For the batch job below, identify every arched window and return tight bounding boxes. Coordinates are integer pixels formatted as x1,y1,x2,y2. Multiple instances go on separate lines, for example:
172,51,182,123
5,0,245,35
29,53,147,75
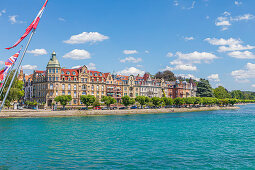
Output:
61,71,64,74
67,71,70,75
90,72,93,76
82,85,86,90
99,73,102,76
95,73,98,76
72,71,76,75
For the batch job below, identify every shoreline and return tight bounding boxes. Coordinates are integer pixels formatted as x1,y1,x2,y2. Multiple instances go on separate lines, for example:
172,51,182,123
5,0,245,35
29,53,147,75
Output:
0,106,240,118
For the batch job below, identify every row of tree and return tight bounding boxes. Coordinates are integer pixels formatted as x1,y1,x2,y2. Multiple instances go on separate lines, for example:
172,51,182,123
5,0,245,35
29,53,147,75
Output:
53,94,255,109
197,79,255,100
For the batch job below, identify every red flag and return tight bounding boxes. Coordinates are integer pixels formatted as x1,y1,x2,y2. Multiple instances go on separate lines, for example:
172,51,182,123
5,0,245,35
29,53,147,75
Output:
6,0,48,50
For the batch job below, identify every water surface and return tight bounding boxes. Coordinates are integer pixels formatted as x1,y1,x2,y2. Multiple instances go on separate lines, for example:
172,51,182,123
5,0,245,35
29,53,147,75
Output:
0,105,255,169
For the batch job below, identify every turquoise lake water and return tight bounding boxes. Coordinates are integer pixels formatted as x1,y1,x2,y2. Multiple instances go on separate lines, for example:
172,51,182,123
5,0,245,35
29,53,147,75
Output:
1,105,255,169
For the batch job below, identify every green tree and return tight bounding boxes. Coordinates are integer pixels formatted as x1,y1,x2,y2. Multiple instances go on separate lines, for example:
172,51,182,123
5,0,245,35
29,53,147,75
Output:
121,96,133,107
80,95,96,109
184,97,196,106
194,97,202,106
231,90,244,99
1,70,24,103
151,97,162,107
174,97,185,106
101,96,116,108
161,97,173,106
93,98,101,107
213,86,231,99
197,79,214,97
54,95,72,109
154,70,176,81
135,96,147,108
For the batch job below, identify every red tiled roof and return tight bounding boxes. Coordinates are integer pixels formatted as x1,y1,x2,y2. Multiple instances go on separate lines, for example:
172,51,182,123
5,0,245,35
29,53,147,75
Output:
61,69,79,76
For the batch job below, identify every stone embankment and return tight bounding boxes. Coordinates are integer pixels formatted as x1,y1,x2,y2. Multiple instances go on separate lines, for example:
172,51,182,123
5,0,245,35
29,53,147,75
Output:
0,106,240,118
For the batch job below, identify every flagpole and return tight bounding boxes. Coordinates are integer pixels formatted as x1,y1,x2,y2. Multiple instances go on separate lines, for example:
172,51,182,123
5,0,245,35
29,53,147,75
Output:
0,29,35,112
0,65,15,96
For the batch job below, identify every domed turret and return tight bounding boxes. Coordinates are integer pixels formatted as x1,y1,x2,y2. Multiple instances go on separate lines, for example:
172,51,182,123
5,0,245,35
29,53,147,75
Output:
47,51,60,68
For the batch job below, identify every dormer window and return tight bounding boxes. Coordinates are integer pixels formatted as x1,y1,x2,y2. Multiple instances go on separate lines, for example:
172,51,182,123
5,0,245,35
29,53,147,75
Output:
95,73,98,76
67,71,70,75
99,73,102,76
72,71,76,75
90,72,93,76
61,71,64,74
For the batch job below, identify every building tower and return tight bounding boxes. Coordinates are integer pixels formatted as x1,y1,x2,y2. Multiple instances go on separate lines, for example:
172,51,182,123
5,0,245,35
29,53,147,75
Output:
46,51,61,106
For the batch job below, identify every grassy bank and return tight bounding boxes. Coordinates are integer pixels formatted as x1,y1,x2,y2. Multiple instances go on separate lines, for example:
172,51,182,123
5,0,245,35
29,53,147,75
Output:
0,106,240,118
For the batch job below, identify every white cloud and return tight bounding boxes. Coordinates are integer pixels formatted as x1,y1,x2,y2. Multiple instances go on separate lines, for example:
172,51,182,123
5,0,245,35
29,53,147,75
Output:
176,74,199,81
175,51,218,63
215,12,254,30
22,65,37,70
235,1,242,6
87,63,96,70
27,49,47,56
218,44,255,52
206,16,210,20
123,50,138,55
120,57,142,63
231,14,254,21
145,50,150,54
64,32,109,44
117,67,145,76
166,52,173,57
205,38,255,52
228,51,255,59
72,65,82,69
58,17,65,22
173,0,179,6
0,9,6,16
207,74,220,82
231,63,255,81
205,38,241,46
63,49,91,60
162,64,197,71
9,15,17,24
184,36,194,41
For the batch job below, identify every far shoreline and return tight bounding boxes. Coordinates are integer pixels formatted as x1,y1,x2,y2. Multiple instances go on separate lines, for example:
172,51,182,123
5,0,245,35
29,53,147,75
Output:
0,106,240,118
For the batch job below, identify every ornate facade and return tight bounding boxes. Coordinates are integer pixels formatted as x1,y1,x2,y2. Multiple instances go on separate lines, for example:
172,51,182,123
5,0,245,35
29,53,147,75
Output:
22,52,197,107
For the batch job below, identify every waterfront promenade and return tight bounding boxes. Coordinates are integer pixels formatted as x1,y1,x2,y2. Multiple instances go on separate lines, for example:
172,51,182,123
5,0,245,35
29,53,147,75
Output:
0,106,239,118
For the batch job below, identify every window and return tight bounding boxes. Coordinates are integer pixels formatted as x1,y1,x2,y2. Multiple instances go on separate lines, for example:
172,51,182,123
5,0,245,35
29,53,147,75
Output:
85,78,87,83
56,77,59,81
90,72,93,76
49,69,51,73
72,71,76,75
53,77,55,81
91,91,94,95
102,85,104,91
97,85,99,90
49,77,51,81
61,71,64,74
52,69,55,73
50,92,53,96
62,77,65,81
82,85,86,90
81,78,84,82
62,84,65,90
82,92,86,95
73,99,77,104
91,85,94,91
67,71,70,75
68,77,71,81
124,93,127,96
56,69,58,73
99,73,102,76
74,77,77,81
68,84,71,90
50,84,53,89
95,73,98,76
74,91,77,98
62,91,65,95
97,91,99,95
56,91,58,96
74,85,77,90
68,91,71,95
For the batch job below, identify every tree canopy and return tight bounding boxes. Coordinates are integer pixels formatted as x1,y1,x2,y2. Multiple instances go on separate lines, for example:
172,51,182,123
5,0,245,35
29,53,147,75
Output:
80,95,96,108
197,79,214,97
154,70,176,81
214,86,231,99
101,96,116,108
54,95,72,109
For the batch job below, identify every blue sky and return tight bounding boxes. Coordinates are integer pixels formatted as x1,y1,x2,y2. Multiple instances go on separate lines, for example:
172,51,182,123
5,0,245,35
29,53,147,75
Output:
0,0,255,91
